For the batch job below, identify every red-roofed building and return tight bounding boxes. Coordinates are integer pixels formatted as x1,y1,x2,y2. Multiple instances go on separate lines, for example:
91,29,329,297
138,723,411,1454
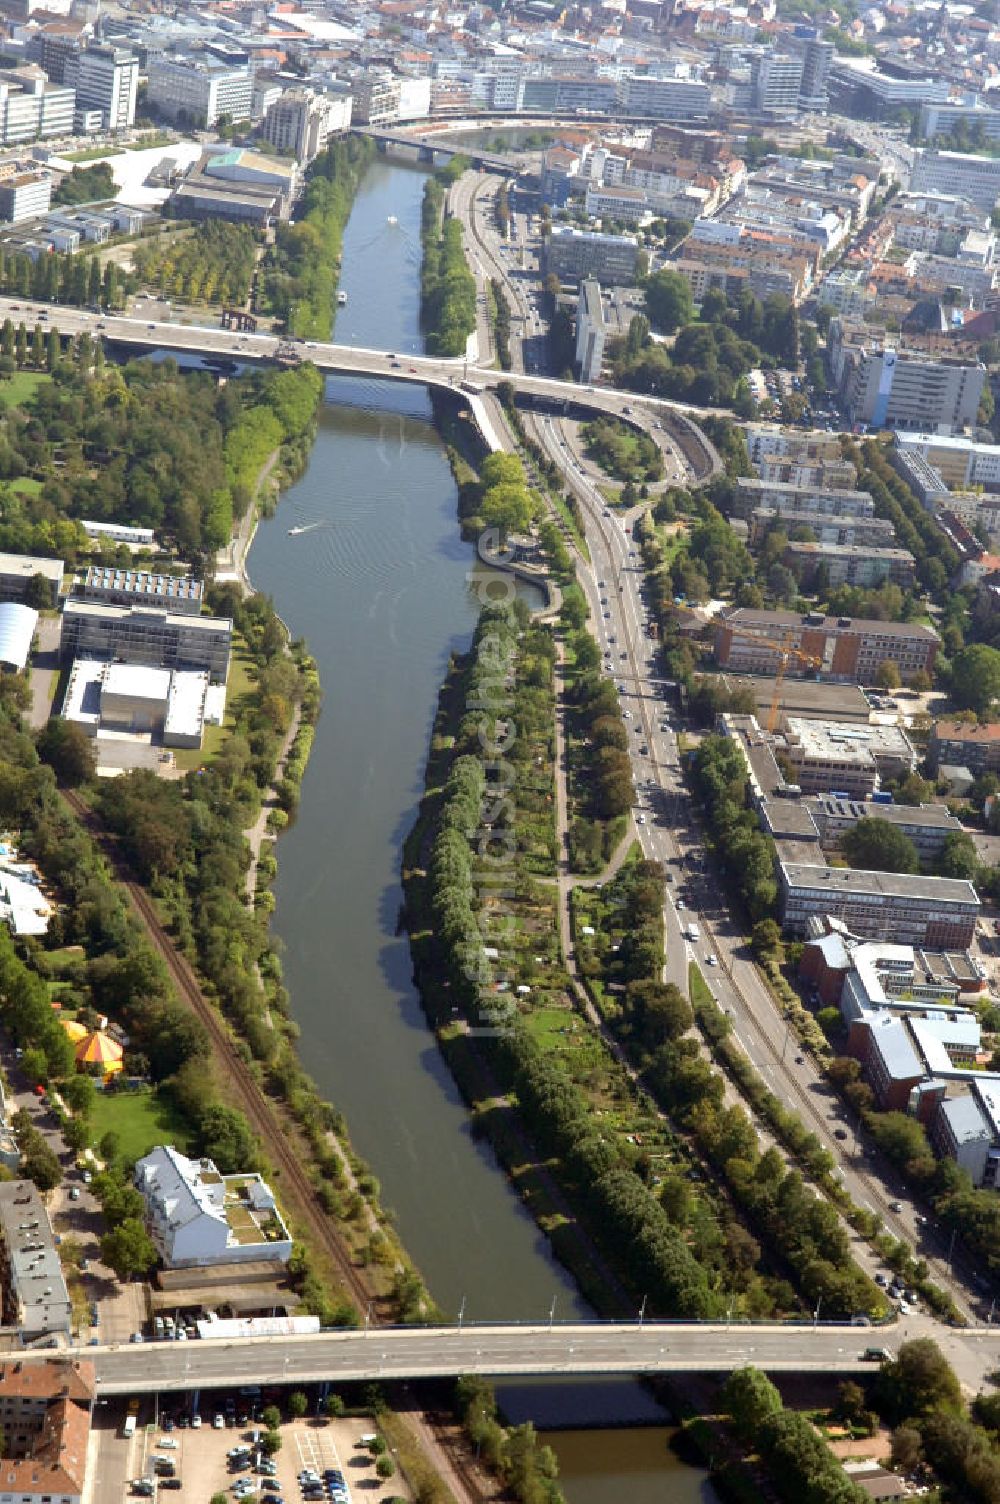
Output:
0,1361,93,1504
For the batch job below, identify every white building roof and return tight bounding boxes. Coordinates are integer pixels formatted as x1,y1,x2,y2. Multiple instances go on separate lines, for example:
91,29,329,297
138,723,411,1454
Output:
163,670,207,742
101,662,172,703
136,1146,226,1243
0,603,37,671
910,1013,982,1073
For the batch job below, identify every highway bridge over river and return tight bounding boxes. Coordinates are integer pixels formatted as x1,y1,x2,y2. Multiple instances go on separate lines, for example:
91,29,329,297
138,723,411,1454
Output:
0,298,721,481
14,1323,960,1395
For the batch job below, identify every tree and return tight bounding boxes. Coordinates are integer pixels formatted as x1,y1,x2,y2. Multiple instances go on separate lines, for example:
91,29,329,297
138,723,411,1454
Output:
21,1137,61,1191
287,1391,308,1419
99,1130,120,1164
644,269,693,333
879,1339,963,1421
100,1218,157,1279
890,1426,923,1473
951,643,1000,714
261,1430,282,1456
36,720,95,788
324,1394,345,1418
25,572,53,610
63,1076,95,1117
876,660,901,690
261,1406,281,1431
937,830,980,882
376,1457,396,1480
841,817,919,875
721,1366,783,1440
751,918,783,959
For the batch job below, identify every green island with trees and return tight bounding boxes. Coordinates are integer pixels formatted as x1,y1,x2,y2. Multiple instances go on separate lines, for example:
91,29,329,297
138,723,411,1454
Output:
420,163,477,357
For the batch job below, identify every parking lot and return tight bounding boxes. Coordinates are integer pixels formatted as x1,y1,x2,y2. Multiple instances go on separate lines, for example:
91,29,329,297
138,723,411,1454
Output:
89,1400,412,1504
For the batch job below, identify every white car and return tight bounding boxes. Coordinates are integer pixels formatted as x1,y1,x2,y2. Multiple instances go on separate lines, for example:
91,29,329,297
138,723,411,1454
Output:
707,955,718,967
158,1439,178,1449
190,1415,202,1430
213,1414,225,1430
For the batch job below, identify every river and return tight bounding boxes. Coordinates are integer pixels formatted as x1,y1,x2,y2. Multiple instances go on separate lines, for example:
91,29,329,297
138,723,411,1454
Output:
246,154,718,1503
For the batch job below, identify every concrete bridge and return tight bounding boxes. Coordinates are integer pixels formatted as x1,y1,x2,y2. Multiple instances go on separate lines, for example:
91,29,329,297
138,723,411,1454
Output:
356,126,518,174
19,1323,920,1395
0,296,720,482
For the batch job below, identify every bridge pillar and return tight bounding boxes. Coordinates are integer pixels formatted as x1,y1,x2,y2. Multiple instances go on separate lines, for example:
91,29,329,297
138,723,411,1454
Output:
190,1389,200,1417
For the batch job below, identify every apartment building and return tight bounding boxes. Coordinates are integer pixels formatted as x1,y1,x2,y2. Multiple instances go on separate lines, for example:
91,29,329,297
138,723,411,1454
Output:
829,321,986,433
0,1182,71,1341
584,182,648,225
752,53,804,116
778,863,979,947
893,432,1000,491
920,96,1000,143
713,607,939,684
147,57,252,127
66,45,137,131
730,476,875,520
545,226,639,287
748,509,896,549
351,71,401,125
0,1360,92,1504
262,88,350,164
60,601,231,683
782,540,916,590
928,719,1000,774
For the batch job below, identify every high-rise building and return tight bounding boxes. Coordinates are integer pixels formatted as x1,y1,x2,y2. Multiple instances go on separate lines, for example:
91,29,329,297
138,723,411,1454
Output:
545,225,639,286
829,320,986,433
798,36,834,109
262,88,350,164
66,45,137,131
910,148,1000,210
0,169,51,221
752,53,804,116
575,280,606,383
351,71,400,125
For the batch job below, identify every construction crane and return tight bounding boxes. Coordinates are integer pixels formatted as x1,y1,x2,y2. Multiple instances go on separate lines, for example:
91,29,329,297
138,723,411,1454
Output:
749,632,825,733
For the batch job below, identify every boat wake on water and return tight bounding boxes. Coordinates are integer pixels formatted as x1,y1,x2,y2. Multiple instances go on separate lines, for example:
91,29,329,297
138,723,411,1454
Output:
287,521,328,537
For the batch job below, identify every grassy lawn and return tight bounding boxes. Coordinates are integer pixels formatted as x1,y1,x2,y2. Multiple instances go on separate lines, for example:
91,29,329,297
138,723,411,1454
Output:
64,147,124,163
89,1087,191,1161
11,476,42,497
0,372,50,411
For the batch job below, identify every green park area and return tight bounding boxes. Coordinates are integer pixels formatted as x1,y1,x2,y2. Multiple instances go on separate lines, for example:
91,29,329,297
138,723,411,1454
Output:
0,372,50,411
89,1087,191,1163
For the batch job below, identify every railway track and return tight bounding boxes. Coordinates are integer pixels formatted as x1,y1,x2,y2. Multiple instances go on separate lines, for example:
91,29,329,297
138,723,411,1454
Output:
60,789,373,1316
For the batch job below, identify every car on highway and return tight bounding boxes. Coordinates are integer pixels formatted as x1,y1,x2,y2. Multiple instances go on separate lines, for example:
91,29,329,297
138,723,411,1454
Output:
890,1201,903,1213
706,955,718,967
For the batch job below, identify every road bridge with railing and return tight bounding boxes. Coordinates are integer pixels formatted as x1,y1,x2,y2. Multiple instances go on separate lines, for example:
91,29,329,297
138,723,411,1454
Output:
0,296,721,482
17,1322,931,1395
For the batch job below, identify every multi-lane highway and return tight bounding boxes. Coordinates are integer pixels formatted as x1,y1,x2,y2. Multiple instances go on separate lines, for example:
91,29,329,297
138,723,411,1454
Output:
445,171,991,1330
16,1323,950,1394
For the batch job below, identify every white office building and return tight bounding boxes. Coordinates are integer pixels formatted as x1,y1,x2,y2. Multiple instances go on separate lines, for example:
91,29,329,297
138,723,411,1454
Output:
911,149,1000,211
619,75,711,121
147,57,252,128
753,53,804,116
66,46,137,132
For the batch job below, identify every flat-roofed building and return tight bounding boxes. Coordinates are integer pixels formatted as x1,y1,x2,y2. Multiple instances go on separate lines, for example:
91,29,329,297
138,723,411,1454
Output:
730,475,875,519
575,279,606,383
714,607,939,684
0,171,51,223
0,1181,70,1341
80,519,153,547
60,601,231,684
545,226,639,287
748,508,896,549
778,862,980,947
779,717,916,796
783,540,915,589
79,566,202,616
0,551,62,605
811,796,962,861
